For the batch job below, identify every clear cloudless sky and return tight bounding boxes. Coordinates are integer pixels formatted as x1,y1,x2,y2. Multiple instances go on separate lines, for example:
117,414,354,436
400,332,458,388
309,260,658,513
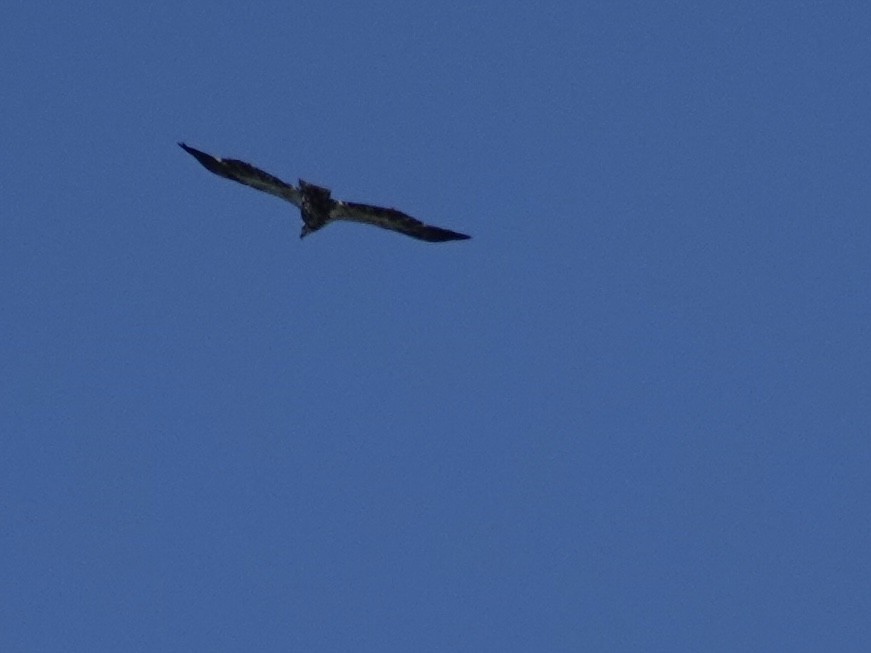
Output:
2,1,869,651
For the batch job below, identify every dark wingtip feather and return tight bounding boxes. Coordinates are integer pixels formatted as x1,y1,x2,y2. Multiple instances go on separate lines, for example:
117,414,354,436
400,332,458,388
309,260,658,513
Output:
178,142,227,176
423,228,471,242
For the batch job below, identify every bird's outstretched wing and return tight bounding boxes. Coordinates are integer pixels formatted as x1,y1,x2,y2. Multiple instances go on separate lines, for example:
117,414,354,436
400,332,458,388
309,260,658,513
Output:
178,143,301,207
330,201,471,242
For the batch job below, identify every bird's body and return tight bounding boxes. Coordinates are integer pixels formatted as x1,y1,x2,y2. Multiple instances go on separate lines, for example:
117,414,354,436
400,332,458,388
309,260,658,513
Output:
179,143,471,243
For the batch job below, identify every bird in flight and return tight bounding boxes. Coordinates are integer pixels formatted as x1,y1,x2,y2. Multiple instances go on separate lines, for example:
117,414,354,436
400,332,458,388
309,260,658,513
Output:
179,143,471,243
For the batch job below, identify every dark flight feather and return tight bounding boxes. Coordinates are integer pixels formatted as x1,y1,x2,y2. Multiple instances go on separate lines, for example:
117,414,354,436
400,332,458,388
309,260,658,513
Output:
330,201,470,242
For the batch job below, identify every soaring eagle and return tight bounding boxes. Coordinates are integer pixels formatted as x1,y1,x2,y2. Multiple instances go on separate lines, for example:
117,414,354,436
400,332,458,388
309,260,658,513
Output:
179,143,471,243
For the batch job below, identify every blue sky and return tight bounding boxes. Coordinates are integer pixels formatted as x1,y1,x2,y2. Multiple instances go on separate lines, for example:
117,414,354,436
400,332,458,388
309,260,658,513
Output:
2,1,869,650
